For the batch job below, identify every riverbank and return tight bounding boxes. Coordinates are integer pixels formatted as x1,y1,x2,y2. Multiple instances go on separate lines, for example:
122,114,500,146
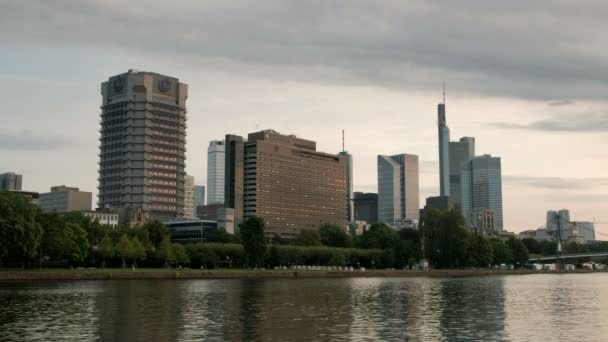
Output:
0,268,600,281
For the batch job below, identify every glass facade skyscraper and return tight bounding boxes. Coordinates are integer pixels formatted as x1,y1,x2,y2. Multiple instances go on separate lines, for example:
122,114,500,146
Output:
377,154,419,228
460,155,503,231
438,103,450,197
449,137,475,209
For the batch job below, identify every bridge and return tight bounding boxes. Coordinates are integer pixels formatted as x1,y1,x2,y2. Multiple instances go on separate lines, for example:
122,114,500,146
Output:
530,252,608,262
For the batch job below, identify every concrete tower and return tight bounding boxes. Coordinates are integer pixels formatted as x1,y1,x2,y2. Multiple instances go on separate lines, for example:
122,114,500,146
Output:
98,69,188,224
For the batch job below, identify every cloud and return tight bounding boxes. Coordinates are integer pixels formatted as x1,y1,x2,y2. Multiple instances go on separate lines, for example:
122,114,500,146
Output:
2,0,608,100
490,112,608,132
0,130,82,151
504,175,608,190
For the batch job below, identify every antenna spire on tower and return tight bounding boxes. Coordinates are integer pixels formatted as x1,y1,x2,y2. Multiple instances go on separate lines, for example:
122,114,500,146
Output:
342,129,345,152
442,82,446,104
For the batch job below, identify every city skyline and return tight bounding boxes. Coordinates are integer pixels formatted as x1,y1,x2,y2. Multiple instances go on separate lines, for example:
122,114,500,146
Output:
1,1,607,235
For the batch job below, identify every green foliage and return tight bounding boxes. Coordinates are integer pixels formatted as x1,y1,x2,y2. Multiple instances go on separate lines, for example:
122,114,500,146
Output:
63,223,89,264
540,240,558,255
0,192,43,266
240,216,267,267
156,236,175,267
142,220,170,249
422,209,470,268
264,245,383,268
506,237,529,266
490,239,512,265
130,237,146,263
359,223,399,250
205,229,240,243
98,234,114,266
115,234,133,267
296,229,322,246
185,243,243,269
467,233,493,267
172,243,189,266
521,238,542,254
319,223,350,248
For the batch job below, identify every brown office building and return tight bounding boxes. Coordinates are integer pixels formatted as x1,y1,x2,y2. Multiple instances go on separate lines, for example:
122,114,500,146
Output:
225,130,348,238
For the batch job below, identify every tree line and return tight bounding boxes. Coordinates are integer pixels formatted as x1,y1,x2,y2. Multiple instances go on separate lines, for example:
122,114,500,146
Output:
4,190,604,270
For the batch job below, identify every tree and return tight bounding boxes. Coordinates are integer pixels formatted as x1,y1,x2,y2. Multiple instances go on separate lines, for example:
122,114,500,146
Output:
296,229,322,246
143,220,170,249
98,234,114,267
0,192,43,267
421,209,470,268
63,222,89,265
240,216,267,267
521,238,541,255
359,224,399,250
506,237,529,266
172,243,189,266
490,239,512,265
115,234,133,268
156,236,175,267
129,236,146,266
467,233,493,267
540,240,558,256
319,223,350,248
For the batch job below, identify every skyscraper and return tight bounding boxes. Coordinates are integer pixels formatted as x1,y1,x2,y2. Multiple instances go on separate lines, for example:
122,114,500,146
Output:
98,69,187,223
224,130,347,238
438,103,450,197
224,134,245,227
338,151,354,223
377,154,420,228
183,175,195,218
449,137,475,208
354,192,378,224
194,185,205,207
460,155,503,231
206,140,225,205
546,209,570,233
0,172,22,191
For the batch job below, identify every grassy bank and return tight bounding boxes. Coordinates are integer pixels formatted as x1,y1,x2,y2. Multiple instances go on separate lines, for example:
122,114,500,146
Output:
0,268,598,281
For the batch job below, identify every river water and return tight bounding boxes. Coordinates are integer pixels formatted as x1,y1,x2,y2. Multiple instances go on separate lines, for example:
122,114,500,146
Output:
0,273,606,341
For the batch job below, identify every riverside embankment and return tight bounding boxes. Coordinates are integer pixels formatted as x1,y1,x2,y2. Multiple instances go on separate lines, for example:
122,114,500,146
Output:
0,268,598,281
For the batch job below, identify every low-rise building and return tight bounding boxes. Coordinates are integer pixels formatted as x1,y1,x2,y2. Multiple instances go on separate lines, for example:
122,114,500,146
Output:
165,218,219,243
39,186,92,213
82,210,119,227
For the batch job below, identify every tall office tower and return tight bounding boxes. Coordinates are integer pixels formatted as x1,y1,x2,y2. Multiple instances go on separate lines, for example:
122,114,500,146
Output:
224,134,245,227
546,209,570,233
354,192,378,224
98,70,188,224
183,175,195,218
39,185,92,213
338,151,354,223
194,185,205,207
224,130,347,238
0,172,23,191
449,137,475,208
438,103,450,197
460,155,503,231
571,221,595,243
377,154,420,228
206,140,225,204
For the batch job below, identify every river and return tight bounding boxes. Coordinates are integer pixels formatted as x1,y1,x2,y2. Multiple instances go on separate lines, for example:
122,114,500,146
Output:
1,273,606,341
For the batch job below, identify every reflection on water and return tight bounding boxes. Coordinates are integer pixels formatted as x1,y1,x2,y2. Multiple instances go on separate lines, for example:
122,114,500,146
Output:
1,274,607,341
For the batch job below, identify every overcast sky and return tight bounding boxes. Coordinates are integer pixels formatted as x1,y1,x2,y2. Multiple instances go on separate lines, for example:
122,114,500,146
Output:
1,0,607,236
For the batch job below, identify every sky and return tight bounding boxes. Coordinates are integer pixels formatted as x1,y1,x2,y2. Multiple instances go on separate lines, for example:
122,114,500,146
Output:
1,0,607,236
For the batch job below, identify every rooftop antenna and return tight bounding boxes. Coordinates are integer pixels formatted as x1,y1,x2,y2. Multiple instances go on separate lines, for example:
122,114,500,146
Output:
442,82,446,105
342,129,345,152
